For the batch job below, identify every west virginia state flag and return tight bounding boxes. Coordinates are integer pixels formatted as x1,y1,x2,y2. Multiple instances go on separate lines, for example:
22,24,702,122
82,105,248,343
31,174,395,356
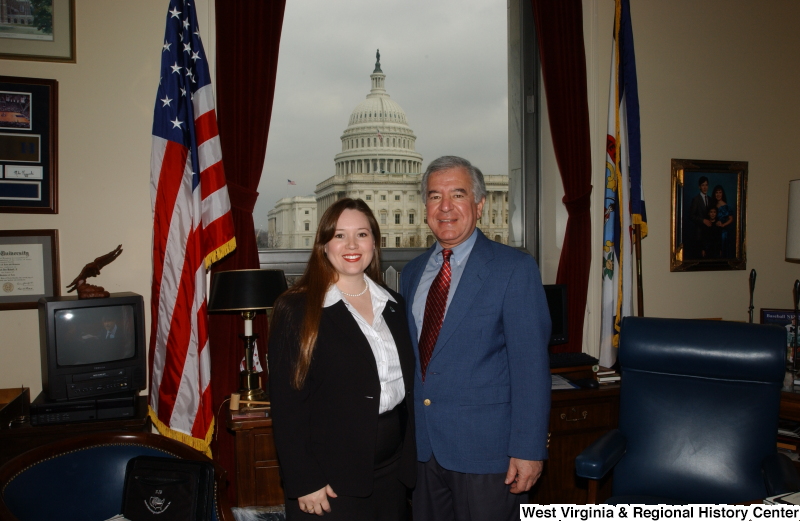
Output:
599,0,646,368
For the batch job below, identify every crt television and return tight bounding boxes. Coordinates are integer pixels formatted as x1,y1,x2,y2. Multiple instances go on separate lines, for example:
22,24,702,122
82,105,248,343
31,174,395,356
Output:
38,292,147,401
543,284,568,346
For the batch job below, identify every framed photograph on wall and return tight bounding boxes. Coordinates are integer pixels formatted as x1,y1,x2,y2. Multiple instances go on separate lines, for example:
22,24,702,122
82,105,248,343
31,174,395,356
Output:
670,158,747,272
0,0,76,63
0,76,58,214
0,229,60,310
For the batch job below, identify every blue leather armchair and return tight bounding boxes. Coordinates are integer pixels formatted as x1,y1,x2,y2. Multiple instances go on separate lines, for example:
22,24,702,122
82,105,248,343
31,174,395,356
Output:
575,316,799,504
0,431,234,521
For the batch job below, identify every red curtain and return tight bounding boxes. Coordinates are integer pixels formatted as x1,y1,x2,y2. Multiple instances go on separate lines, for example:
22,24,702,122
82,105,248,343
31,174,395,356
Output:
210,0,286,503
531,0,592,353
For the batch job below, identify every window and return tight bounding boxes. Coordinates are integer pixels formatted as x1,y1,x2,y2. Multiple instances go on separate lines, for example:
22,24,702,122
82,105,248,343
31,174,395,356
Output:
305,237,310,246
395,237,401,247
366,194,372,201
380,213,387,225
395,213,401,225
304,210,309,214
381,236,387,247
394,195,400,201
256,1,541,281
409,213,415,224
304,222,310,231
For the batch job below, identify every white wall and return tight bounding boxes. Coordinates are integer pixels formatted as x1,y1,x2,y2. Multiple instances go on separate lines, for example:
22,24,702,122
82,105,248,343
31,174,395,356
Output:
539,0,800,356
0,1,213,397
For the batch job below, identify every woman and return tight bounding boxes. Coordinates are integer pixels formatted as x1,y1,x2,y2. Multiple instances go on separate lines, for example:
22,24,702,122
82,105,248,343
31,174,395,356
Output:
269,198,416,520
712,185,735,258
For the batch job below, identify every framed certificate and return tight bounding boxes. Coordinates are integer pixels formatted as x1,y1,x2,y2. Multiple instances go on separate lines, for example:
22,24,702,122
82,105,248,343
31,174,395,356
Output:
0,229,60,310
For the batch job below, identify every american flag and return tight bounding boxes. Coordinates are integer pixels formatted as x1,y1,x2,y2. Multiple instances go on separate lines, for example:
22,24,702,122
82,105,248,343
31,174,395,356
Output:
287,179,296,185
149,0,236,455
376,127,383,143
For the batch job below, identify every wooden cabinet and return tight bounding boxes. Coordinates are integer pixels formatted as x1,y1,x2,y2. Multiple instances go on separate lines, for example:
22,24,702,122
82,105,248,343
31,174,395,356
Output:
529,383,620,504
226,411,284,508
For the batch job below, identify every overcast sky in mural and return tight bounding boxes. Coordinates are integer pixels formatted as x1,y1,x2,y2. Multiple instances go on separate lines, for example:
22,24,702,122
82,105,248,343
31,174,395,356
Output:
254,0,507,231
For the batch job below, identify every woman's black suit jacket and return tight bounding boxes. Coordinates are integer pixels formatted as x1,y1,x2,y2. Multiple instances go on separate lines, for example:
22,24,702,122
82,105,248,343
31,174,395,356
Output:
268,289,417,499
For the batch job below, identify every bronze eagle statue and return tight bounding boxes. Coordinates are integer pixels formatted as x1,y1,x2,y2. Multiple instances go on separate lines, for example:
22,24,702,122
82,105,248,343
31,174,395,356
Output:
66,245,123,299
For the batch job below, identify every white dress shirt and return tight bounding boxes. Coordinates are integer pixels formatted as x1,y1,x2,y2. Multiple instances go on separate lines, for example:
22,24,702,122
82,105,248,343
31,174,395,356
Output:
323,276,405,414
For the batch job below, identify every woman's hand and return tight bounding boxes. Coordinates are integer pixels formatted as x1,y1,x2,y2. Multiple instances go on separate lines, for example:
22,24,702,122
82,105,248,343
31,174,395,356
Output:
298,485,338,515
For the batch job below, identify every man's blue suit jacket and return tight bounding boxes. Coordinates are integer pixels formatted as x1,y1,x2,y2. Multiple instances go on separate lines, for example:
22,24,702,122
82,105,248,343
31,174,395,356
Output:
400,230,552,475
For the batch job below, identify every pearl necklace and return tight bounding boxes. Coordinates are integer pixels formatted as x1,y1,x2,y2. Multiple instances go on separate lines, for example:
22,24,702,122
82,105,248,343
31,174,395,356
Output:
339,276,369,297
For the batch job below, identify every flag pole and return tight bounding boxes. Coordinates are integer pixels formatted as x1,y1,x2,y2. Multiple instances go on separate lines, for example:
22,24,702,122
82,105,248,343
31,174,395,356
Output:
634,223,644,316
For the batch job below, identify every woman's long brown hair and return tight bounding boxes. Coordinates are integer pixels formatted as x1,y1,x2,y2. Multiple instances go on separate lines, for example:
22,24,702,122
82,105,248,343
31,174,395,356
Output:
282,198,383,389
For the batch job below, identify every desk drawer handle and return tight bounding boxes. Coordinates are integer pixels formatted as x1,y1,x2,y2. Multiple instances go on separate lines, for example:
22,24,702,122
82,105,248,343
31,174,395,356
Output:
560,409,588,422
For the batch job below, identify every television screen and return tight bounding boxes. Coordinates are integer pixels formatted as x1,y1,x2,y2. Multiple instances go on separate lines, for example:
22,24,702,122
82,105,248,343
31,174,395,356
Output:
54,304,136,366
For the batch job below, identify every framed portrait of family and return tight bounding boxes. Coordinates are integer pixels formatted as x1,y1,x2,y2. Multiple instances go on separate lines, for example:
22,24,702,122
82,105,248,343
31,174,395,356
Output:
670,158,748,272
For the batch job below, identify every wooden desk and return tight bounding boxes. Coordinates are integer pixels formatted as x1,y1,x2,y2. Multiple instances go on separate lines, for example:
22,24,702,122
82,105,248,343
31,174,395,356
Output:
225,381,620,507
529,381,620,504
0,394,150,468
226,382,800,506
226,410,284,508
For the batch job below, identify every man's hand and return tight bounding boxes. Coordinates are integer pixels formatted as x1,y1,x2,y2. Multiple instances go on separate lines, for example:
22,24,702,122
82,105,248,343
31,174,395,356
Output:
505,458,543,494
298,485,337,516
703,219,712,227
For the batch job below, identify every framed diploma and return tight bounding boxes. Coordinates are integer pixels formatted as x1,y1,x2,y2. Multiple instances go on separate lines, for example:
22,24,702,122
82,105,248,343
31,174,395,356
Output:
0,229,60,310
0,76,58,214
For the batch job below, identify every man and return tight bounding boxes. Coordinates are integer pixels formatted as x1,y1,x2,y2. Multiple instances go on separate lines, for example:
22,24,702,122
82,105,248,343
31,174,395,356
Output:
400,156,551,521
102,316,118,340
688,176,714,258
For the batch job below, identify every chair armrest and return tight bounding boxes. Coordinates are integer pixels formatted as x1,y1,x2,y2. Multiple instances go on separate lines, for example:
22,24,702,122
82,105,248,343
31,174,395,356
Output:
575,429,627,480
762,453,800,496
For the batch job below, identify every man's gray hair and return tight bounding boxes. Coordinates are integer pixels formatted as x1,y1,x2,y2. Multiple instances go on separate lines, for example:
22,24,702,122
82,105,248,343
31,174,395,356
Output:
421,156,487,204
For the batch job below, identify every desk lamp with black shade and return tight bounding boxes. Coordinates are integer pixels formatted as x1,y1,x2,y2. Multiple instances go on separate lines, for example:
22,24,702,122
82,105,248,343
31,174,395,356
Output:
786,180,800,376
207,269,288,404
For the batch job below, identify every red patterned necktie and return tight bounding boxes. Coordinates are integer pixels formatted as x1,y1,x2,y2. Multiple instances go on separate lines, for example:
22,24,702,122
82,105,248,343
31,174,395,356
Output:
418,249,453,382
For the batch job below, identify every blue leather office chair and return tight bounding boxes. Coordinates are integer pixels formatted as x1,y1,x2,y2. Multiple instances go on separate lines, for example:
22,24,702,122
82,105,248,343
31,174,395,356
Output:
576,316,799,504
0,431,234,521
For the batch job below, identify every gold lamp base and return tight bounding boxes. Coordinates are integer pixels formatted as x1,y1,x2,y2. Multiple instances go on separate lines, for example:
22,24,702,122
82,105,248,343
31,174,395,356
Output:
238,371,267,402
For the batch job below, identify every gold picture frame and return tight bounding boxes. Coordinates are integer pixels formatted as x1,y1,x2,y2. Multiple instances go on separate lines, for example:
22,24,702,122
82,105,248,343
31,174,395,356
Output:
670,158,747,272
0,0,76,63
